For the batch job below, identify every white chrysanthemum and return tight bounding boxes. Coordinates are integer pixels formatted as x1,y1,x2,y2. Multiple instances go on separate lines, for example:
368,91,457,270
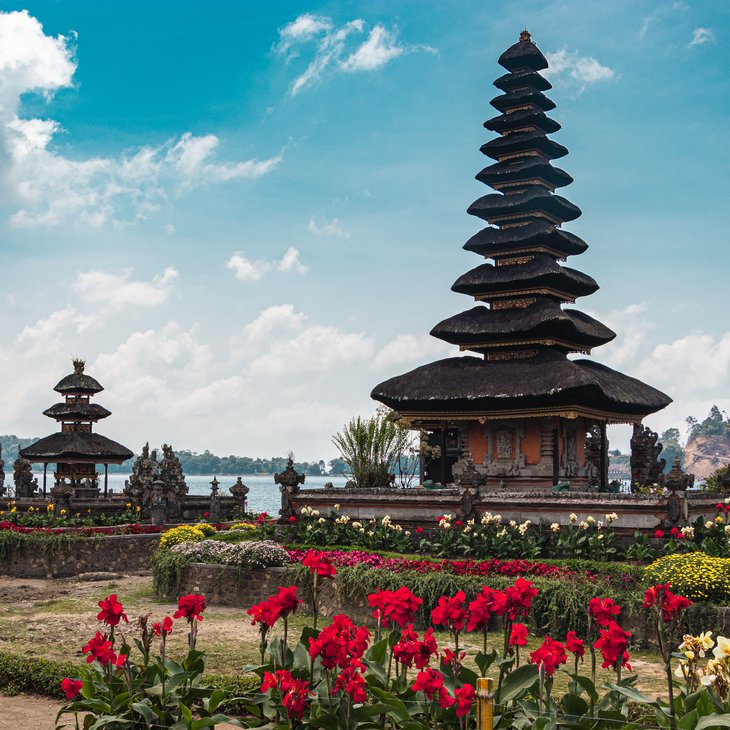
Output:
586,516,595,525
550,523,560,533
569,513,578,523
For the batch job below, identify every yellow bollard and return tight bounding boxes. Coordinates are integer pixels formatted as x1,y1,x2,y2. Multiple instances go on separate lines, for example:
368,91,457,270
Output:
475,677,494,730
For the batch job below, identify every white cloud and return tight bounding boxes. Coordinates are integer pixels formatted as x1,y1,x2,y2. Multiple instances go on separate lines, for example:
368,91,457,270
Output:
277,246,307,273
689,27,714,47
371,334,450,370
226,247,307,281
16,306,98,356
226,253,271,281
340,25,404,72
544,49,616,92
73,266,178,309
308,216,350,238
276,13,432,95
0,10,281,228
163,223,175,235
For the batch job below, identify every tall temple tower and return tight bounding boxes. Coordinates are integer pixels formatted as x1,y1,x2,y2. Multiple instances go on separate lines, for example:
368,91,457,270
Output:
371,31,671,489
21,359,133,497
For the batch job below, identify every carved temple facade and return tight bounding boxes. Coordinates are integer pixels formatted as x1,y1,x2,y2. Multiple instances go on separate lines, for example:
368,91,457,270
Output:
371,31,672,490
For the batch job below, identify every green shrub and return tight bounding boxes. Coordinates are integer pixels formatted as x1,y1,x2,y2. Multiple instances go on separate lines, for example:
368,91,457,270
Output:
644,551,730,603
0,652,76,697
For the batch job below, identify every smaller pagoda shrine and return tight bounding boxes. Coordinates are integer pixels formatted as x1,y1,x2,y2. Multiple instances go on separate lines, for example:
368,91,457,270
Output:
21,359,133,498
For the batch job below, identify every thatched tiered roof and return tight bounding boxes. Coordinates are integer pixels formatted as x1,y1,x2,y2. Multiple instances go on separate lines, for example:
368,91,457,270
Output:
371,30,671,422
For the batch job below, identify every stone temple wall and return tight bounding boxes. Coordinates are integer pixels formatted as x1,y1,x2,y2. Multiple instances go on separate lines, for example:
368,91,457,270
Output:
0,533,159,578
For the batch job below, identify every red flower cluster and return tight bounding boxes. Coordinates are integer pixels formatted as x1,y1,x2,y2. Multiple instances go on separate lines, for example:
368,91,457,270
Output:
654,529,664,539
412,667,453,708
257,512,269,524
60,677,83,700
588,596,621,627
504,578,538,620
248,586,301,628
454,683,475,718
393,625,438,669
509,623,528,647
431,590,468,632
261,669,312,720
467,586,507,632
594,622,632,672
173,593,206,622
566,630,585,659
333,658,368,703
302,550,337,579
643,583,692,622
529,636,567,676
96,594,128,627
368,586,422,628
153,616,174,637
81,631,126,667
309,614,370,670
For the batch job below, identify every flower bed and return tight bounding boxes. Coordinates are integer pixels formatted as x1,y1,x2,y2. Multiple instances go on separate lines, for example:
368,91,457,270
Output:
287,548,574,578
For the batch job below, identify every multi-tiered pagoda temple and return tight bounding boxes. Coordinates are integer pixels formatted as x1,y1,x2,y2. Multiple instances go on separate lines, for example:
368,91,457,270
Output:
21,359,133,497
372,31,671,489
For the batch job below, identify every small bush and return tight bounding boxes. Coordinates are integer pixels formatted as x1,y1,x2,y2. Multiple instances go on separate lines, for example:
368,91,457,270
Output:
644,552,730,603
0,652,76,697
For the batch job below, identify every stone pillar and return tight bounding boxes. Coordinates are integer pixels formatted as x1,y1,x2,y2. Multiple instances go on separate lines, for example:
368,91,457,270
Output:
230,477,249,516
150,479,167,526
209,477,222,522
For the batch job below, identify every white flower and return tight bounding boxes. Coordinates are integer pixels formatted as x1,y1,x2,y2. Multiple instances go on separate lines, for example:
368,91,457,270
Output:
306,524,313,531
550,523,560,533
318,517,326,524
359,528,365,534
467,519,475,527
681,526,695,539
724,525,730,534
496,528,507,538
333,504,341,511
464,526,472,534
481,512,493,525
713,636,730,659
509,520,517,528
586,516,595,525
597,533,605,541
311,509,320,517
395,524,403,532
493,514,502,524
405,530,410,537
579,521,589,530
700,674,717,686
352,521,362,529
569,513,577,523
367,530,374,537
706,521,714,530
605,512,618,524
382,515,392,526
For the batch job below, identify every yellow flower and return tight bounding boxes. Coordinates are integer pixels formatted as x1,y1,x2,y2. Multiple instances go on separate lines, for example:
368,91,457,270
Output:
47,503,54,511
569,513,577,523
135,506,141,512
716,516,724,524
10,507,16,514
60,509,67,516
125,502,132,508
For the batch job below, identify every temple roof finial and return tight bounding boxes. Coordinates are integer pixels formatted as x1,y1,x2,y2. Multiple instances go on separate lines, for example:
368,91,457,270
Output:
72,358,85,374
519,29,531,43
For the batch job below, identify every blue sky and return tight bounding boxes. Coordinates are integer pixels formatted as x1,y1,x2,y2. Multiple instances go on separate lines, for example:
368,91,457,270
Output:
0,0,728,460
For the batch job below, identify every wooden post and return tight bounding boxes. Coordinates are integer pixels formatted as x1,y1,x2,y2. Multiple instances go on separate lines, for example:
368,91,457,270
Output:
439,428,447,486
43,463,47,496
552,428,560,486
104,464,109,498
599,422,608,490
476,677,494,730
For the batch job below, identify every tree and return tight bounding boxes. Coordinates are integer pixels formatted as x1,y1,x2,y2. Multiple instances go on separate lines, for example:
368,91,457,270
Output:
331,411,410,488
659,428,683,471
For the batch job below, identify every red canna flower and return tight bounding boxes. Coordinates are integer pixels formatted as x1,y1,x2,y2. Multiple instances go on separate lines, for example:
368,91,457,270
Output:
289,515,297,523
411,667,445,700
431,591,468,632
454,683,475,717
309,614,371,670
504,578,538,620
60,677,83,700
257,512,269,524
467,586,508,632
509,622,528,647
415,526,423,534
643,583,692,622
588,596,622,627
393,625,438,669
369,586,423,628
654,529,664,539
302,550,337,579
173,593,206,622
442,647,466,666
529,636,567,676
81,631,116,665
565,630,585,659
153,616,174,637
333,658,368,703
594,621,632,672
669,527,681,538
96,594,128,627
260,669,312,720
274,585,301,618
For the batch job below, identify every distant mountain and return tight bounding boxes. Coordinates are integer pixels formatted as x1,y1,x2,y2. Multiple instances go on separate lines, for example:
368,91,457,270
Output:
684,435,730,480
0,435,40,465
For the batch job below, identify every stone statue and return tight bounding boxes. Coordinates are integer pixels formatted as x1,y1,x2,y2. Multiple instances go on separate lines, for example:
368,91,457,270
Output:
664,458,694,492
150,479,166,525
159,444,188,519
13,456,38,498
230,477,249,514
0,445,5,497
209,477,221,522
275,456,305,519
584,425,602,488
125,442,159,516
457,458,486,493
630,424,665,487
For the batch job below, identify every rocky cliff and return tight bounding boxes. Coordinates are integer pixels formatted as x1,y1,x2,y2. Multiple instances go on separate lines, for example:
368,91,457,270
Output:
684,435,730,480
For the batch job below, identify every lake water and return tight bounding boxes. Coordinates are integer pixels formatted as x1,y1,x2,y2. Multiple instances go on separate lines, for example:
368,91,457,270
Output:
31,473,348,516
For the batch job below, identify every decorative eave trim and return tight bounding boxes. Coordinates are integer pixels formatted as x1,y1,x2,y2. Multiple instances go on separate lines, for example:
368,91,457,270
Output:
395,405,647,426
458,337,591,353
474,286,576,304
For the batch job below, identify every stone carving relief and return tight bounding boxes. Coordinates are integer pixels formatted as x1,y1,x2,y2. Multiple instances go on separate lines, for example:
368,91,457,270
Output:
630,424,665,487
13,456,38,498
